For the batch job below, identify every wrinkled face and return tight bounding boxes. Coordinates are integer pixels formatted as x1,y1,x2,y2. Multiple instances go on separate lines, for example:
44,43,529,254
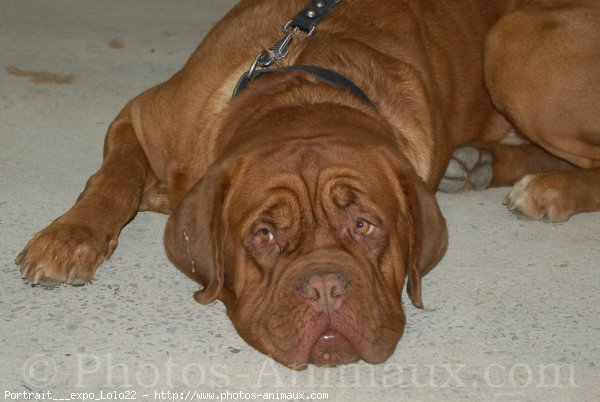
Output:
166,139,447,369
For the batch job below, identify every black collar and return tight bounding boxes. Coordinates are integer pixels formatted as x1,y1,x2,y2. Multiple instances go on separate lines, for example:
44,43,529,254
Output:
232,64,374,107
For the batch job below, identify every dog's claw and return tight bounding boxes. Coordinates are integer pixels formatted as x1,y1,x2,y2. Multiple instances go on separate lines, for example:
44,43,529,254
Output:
15,251,25,265
16,221,111,286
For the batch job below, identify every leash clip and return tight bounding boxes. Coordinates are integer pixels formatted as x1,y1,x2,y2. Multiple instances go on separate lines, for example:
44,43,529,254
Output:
233,0,341,97
255,30,295,70
244,20,299,83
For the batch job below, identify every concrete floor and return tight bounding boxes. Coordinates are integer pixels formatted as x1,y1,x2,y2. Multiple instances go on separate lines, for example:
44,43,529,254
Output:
1,1,599,401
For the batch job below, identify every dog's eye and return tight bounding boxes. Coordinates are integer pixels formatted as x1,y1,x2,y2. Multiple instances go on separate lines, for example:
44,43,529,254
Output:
257,228,274,243
355,219,373,235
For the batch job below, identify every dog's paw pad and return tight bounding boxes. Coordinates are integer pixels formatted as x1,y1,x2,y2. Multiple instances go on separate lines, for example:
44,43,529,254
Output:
452,146,480,170
439,159,467,193
439,146,494,193
470,164,493,190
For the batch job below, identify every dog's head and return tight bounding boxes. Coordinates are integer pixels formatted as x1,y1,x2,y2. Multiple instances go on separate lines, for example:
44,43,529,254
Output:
165,111,447,369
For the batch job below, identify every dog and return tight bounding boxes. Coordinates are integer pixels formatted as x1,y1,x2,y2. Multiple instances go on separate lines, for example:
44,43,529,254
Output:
16,0,600,369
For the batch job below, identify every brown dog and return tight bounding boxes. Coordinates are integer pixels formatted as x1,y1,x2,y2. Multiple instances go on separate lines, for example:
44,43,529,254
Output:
16,0,600,368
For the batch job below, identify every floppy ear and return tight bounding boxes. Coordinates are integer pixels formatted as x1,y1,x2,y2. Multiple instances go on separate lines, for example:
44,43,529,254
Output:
394,159,448,309
164,163,231,305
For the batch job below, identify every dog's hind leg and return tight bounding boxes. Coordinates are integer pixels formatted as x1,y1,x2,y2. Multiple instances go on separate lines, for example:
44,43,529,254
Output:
440,141,600,221
16,112,149,286
477,1,600,221
439,142,576,193
504,168,600,221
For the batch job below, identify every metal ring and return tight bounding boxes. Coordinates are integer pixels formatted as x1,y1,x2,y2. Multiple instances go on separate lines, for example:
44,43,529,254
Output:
246,52,264,80
282,20,294,33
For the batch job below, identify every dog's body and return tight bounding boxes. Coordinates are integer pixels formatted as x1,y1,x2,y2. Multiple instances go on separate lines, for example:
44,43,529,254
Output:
17,0,600,368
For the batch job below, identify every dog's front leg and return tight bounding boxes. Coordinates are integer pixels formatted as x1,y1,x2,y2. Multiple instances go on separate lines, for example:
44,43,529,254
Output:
16,117,149,286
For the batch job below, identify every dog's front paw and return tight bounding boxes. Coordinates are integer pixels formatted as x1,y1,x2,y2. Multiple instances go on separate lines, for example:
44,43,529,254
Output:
16,221,116,286
439,146,494,193
503,173,575,222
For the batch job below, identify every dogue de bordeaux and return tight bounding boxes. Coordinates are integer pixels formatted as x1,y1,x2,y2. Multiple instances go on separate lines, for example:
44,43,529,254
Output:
16,0,600,368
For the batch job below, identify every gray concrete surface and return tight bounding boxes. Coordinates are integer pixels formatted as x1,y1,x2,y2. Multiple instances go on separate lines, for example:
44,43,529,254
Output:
1,1,599,401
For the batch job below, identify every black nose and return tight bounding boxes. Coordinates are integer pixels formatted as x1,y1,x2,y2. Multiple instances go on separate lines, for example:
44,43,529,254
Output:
299,272,349,311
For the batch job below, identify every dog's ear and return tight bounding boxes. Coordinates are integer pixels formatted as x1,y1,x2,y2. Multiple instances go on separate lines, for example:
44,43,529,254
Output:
164,161,233,305
403,174,448,308
391,154,448,309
